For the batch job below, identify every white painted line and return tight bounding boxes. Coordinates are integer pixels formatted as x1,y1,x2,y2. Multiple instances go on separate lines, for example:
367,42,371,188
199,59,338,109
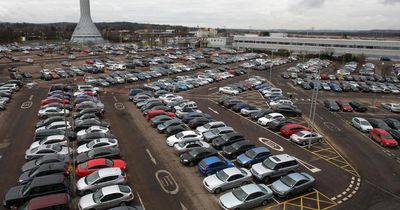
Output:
342,191,347,195
29,95,34,101
355,187,359,190
349,184,353,188
331,197,336,201
352,177,355,181
295,158,322,173
338,201,343,204
272,198,280,204
180,202,188,210
343,197,348,201
259,137,284,152
208,87,217,91
208,107,219,114
346,188,350,192
347,194,353,198
352,190,357,194
337,194,342,198
113,96,118,102
146,149,157,165
137,192,146,210
155,170,179,194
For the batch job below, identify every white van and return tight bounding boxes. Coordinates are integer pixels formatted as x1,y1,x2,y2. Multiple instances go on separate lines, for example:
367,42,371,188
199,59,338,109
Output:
174,101,197,111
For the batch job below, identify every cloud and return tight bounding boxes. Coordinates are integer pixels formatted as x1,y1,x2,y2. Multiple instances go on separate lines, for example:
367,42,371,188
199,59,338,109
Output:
381,0,400,4
296,0,327,8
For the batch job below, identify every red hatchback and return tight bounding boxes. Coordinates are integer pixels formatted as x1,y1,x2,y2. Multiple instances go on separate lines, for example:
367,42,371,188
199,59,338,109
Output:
370,128,398,147
49,72,60,79
336,101,353,112
145,110,176,120
76,158,127,177
280,124,311,137
85,59,94,64
41,97,70,106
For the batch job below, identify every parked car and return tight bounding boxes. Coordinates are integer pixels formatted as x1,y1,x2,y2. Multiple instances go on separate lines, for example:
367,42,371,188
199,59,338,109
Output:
381,103,400,113
203,127,235,143
18,193,70,210
257,113,285,126
280,124,310,137
77,138,118,154
76,147,121,164
21,154,69,173
323,100,340,111
271,172,315,198
211,132,245,150
78,185,134,210
250,154,299,182
352,117,373,132
76,168,127,195
290,131,323,146
180,148,218,166
349,102,368,112
197,156,234,176
218,183,273,210
18,162,68,185
25,144,70,160
336,101,353,112
383,118,400,130
76,158,127,178
202,167,253,194
173,141,211,156
166,130,203,146
365,118,391,130
236,147,272,168
370,128,398,147
222,140,256,159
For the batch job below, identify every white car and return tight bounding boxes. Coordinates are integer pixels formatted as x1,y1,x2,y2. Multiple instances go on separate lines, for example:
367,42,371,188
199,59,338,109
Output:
76,168,127,195
257,113,284,126
159,94,183,104
166,130,203,147
35,121,71,132
219,87,239,95
240,106,261,116
352,117,373,132
77,126,110,138
203,167,253,194
381,103,400,113
196,121,226,134
78,185,134,210
77,138,119,154
290,131,323,146
263,88,282,97
38,107,70,118
173,141,211,155
29,135,67,149
269,100,293,107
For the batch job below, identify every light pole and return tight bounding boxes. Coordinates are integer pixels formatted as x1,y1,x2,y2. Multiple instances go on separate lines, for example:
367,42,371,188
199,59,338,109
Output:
269,50,274,82
308,68,320,149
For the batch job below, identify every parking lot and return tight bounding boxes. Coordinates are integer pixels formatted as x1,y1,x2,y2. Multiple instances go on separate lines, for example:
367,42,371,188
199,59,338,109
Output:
0,45,400,210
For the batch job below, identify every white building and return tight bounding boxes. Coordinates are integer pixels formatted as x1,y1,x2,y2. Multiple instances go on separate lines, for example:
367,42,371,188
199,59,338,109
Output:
195,28,218,38
233,35,400,59
207,37,233,48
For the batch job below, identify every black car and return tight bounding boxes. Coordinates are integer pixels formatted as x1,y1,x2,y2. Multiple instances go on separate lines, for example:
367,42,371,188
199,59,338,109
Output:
222,140,255,159
267,118,296,131
21,154,69,172
73,108,103,119
157,119,182,133
250,109,274,120
141,101,164,112
34,129,76,142
36,116,65,128
349,102,368,112
18,162,68,185
165,125,187,137
74,113,99,123
324,100,340,111
383,118,400,130
76,147,120,164
179,148,218,166
365,118,391,130
223,99,243,109
212,132,245,150
74,119,110,132
182,112,212,123
188,117,212,129
388,129,400,143
218,96,233,105
272,105,302,117
150,115,175,127
3,175,68,208
77,132,116,145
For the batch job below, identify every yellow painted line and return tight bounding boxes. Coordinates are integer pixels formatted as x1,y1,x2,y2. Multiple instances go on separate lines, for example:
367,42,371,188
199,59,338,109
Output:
285,203,316,210
325,156,340,161
317,191,321,210
312,147,335,153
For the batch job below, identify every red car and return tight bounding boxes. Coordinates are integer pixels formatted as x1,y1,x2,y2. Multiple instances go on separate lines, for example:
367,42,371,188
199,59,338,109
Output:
76,158,127,177
85,59,94,64
145,110,176,120
336,101,353,112
49,72,60,79
280,124,311,137
228,70,239,76
370,128,398,147
41,97,70,106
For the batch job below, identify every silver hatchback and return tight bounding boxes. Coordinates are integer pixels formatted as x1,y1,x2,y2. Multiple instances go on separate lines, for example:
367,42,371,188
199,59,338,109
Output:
76,168,127,195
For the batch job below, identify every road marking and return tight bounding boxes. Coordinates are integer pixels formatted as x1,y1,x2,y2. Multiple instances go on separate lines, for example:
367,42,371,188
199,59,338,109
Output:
155,170,179,194
137,192,146,210
180,202,188,210
146,149,157,165
113,96,118,102
114,103,125,110
208,87,217,91
295,158,322,173
21,101,33,109
29,95,34,101
323,122,341,132
208,107,219,114
258,137,284,152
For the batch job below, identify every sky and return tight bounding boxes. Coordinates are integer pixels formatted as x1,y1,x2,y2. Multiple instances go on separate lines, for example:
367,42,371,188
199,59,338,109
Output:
0,0,399,30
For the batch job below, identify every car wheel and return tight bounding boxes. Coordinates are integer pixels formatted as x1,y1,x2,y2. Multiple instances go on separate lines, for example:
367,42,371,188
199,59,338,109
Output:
261,199,269,206
188,162,194,166
120,202,127,206
263,176,270,182
301,141,307,146
214,188,222,194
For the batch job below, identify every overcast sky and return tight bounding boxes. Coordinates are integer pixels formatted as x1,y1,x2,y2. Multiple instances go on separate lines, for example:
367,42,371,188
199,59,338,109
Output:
0,0,399,30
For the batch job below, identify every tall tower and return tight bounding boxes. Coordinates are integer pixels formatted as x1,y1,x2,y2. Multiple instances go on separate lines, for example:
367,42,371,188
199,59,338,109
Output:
70,0,104,44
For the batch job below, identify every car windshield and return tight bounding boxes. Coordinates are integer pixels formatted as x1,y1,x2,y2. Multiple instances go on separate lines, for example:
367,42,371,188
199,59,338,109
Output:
281,175,297,188
216,170,229,181
80,162,88,169
360,121,370,126
175,132,184,139
87,140,98,148
262,158,276,169
211,129,220,135
245,149,258,159
188,149,201,157
296,132,307,137
382,134,393,139
85,171,100,184
203,123,212,129
93,190,103,203
22,182,32,195
232,188,248,201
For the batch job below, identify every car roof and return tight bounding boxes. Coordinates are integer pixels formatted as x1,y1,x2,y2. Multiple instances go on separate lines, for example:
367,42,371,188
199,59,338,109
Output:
223,167,243,176
101,185,131,195
202,156,223,164
269,154,296,163
287,172,308,182
240,183,263,194
28,193,69,210
31,174,65,187
251,147,269,154
98,168,122,177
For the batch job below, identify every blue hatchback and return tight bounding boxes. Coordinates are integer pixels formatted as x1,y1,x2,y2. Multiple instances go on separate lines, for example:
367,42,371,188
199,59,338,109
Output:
197,156,234,176
236,147,272,168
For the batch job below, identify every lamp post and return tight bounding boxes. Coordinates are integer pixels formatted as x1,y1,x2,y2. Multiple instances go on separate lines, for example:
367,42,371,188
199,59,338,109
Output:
308,68,320,149
269,50,274,82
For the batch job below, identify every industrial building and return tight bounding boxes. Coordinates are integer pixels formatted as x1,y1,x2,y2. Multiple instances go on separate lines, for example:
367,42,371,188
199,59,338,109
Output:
207,37,233,48
233,35,400,58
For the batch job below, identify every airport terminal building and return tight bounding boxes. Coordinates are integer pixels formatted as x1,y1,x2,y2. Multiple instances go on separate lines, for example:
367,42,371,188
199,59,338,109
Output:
233,35,400,59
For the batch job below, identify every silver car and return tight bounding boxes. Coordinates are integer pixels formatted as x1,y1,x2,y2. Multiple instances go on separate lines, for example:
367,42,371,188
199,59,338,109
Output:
78,185,134,210
76,168,127,195
250,154,299,182
271,172,315,198
203,167,252,194
173,140,211,156
25,144,70,160
77,138,119,154
219,183,273,210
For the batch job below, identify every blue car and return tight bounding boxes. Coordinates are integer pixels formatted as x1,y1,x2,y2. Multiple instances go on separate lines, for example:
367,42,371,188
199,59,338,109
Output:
197,156,234,176
255,84,269,90
174,82,188,91
330,83,342,92
236,147,272,168
129,88,144,100
232,103,250,112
